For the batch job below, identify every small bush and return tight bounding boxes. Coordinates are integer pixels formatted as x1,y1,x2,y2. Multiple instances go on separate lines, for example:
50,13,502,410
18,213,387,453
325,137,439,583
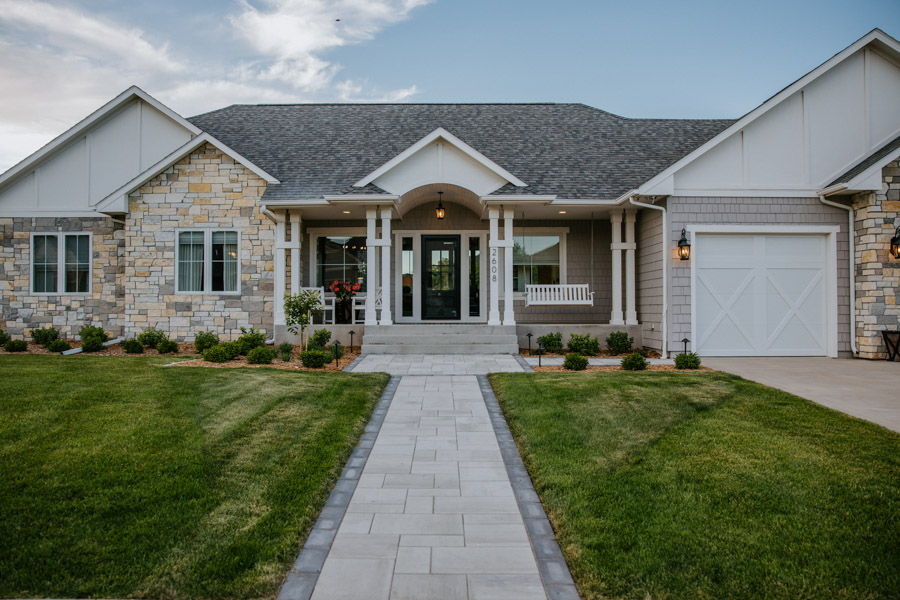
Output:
606,331,634,355
300,349,328,368
137,327,167,349
537,332,563,354
567,333,600,356
79,325,109,353
0,329,9,346
278,342,293,362
621,352,647,371
675,352,702,370
247,346,276,364
237,327,266,355
122,339,144,354
4,339,27,352
203,345,231,363
47,339,71,353
220,342,242,360
563,353,588,371
30,327,59,346
327,344,344,361
156,339,179,354
194,331,219,353
309,328,332,350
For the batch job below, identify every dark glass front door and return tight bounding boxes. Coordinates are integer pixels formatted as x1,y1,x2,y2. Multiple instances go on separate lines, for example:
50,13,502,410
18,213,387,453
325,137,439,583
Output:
422,235,461,320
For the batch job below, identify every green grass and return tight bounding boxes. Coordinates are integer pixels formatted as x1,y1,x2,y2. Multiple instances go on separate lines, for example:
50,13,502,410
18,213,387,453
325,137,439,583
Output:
0,355,389,599
489,371,900,600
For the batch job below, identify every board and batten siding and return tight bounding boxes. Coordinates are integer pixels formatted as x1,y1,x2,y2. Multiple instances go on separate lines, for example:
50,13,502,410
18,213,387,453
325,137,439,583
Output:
666,196,851,356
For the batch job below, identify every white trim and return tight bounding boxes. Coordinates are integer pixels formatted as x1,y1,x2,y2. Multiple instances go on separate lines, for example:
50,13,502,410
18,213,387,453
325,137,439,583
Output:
353,127,528,188
95,132,279,213
0,86,200,190
837,148,900,191
689,225,840,358
324,194,400,203
637,29,900,196
174,228,242,295
671,188,824,198
480,195,556,204
3,211,111,218
28,232,93,297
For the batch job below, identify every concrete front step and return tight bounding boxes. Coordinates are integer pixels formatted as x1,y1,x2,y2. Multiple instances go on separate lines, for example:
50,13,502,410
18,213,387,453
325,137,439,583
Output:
361,324,519,354
361,343,519,355
364,333,518,345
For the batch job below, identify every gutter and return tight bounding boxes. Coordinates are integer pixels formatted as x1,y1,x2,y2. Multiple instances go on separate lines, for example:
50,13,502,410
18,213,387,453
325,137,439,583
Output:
625,191,669,358
818,193,857,355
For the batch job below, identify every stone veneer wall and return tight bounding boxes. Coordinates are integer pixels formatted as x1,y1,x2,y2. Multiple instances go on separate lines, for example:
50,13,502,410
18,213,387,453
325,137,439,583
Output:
852,159,900,359
124,143,273,341
0,217,124,339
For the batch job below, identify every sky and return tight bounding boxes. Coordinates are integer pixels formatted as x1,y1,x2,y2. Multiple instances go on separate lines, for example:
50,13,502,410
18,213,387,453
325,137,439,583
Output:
1,0,898,172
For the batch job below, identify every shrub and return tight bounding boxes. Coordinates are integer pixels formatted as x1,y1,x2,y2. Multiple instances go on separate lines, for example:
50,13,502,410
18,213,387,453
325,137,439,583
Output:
203,345,231,363
563,353,588,371
156,339,179,354
606,331,634,355
621,352,647,371
4,339,27,352
327,344,344,361
47,339,71,353
237,327,266,355
0,329,9,346
278,342,293,362
137,327,167,349
247,346,276,364
537,332,563,354
220,342,241,360
79,325,109,353
194,331,219,353
675,352,702,370
122,339,144,354
300,349,328,368
30,327,59,346
567,333,600,356
309,328,332,350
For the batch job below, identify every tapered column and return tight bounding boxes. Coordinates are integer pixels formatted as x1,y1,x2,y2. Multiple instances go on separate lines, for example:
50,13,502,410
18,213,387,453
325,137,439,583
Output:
290,211,301,296
380,206,393,325
274,212,287,325
610,210,624,325
488,207,501,325
502,208,516,326
625,210,637,325
365,208,378,325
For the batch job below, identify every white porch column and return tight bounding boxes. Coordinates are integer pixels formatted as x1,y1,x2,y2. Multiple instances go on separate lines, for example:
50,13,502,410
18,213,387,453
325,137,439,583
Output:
380,206,393,325
625,209,637,325
488,207,501,325
290,211,301,296
274,212,287,325
610,210,624,325
365,207,378,325
502,207,515,326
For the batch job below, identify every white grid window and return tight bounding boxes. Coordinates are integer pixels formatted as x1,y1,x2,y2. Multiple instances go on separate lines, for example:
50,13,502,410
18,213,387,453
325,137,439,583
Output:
176,229,240,293
31,233,91,295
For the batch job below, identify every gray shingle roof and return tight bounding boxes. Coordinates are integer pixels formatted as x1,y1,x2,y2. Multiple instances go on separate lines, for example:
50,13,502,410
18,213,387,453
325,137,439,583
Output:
828,133,900,187
187,103,733,202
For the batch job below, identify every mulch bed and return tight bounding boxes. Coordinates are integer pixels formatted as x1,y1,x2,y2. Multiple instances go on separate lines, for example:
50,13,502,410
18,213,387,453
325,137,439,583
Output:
520,349,663,359
532,365,714,372
171,351,360,372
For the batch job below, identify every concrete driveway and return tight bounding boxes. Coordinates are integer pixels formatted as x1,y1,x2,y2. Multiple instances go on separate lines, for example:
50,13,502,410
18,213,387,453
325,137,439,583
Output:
704,357,900,433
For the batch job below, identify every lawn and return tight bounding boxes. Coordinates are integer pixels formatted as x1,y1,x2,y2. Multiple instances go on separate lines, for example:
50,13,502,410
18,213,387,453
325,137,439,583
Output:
0,355,389,599
489,371,900,600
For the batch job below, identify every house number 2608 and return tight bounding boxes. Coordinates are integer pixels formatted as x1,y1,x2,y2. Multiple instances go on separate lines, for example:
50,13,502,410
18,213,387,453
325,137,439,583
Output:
490,247,498,283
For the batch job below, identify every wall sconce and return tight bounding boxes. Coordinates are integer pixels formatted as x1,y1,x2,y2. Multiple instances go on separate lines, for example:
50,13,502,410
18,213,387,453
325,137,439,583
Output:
891,227,900,259
435,191,446,220
677,228,691,261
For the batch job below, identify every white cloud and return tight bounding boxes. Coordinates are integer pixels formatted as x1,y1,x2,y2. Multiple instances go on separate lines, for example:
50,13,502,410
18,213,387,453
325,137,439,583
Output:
0,0,430,171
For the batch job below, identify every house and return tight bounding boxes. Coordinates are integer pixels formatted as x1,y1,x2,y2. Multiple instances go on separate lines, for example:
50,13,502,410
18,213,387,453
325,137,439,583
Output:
1,29,899,358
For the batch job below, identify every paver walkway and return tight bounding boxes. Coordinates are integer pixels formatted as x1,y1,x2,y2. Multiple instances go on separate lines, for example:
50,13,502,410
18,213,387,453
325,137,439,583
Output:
308,373,551,600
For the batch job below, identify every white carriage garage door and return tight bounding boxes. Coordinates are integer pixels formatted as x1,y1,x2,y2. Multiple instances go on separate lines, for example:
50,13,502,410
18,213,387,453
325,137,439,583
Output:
693,231,835,357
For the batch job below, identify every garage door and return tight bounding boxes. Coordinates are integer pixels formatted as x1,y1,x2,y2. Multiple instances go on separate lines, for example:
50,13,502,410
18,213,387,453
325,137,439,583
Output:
694,233,829,356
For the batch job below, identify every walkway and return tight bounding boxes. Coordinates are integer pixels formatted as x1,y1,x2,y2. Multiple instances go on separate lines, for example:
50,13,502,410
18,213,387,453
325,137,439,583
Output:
279,356,577,600
352,354,524,375
705,357,900,433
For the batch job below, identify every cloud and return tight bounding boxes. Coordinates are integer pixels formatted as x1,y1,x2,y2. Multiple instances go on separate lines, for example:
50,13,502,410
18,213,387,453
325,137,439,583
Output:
0,0,430,171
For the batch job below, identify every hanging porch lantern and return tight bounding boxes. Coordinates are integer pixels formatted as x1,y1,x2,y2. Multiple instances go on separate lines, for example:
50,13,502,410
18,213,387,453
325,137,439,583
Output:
435,191,446,220
891,227,900,260
677,228,691,261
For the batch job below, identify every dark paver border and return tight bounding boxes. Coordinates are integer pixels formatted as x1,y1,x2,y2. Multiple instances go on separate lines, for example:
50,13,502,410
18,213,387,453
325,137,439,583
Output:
342,352,368,372
513,353,535,372
277,375,401,600
477,374,580,600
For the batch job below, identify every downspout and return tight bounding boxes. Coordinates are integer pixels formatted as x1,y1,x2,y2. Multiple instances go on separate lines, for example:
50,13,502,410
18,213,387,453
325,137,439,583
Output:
628,194,668,359
818,194,857,355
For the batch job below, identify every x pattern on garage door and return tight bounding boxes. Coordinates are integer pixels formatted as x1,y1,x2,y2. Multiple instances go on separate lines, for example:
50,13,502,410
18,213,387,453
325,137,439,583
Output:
694,234,829,356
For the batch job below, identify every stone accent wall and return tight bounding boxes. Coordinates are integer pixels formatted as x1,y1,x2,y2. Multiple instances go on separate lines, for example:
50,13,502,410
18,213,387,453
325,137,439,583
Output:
124,143,273,341
0,217,124,339
852,159,900,359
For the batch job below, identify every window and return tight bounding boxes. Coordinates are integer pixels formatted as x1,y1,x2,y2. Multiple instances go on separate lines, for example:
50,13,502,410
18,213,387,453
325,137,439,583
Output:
176,230,239,293
317,236,367,292
31,233,90,294
512,234,560,292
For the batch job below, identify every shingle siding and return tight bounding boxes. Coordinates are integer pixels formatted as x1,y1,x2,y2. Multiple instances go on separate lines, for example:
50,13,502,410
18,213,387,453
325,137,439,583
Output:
636,206,664,350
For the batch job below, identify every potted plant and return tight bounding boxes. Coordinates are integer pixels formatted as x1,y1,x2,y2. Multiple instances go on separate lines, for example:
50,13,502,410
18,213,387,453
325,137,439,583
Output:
329,280,361,324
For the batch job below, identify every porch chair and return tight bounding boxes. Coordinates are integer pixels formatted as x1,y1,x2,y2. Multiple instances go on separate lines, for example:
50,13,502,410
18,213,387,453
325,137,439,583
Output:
351,287,382,324
299,287,335,324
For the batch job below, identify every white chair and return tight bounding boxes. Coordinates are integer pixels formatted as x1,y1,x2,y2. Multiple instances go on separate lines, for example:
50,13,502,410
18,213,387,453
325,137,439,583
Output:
299,287,335,324
352,287,382,324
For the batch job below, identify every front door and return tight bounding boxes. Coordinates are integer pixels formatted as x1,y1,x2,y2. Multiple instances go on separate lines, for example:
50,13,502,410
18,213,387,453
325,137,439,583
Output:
421,235,461,320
